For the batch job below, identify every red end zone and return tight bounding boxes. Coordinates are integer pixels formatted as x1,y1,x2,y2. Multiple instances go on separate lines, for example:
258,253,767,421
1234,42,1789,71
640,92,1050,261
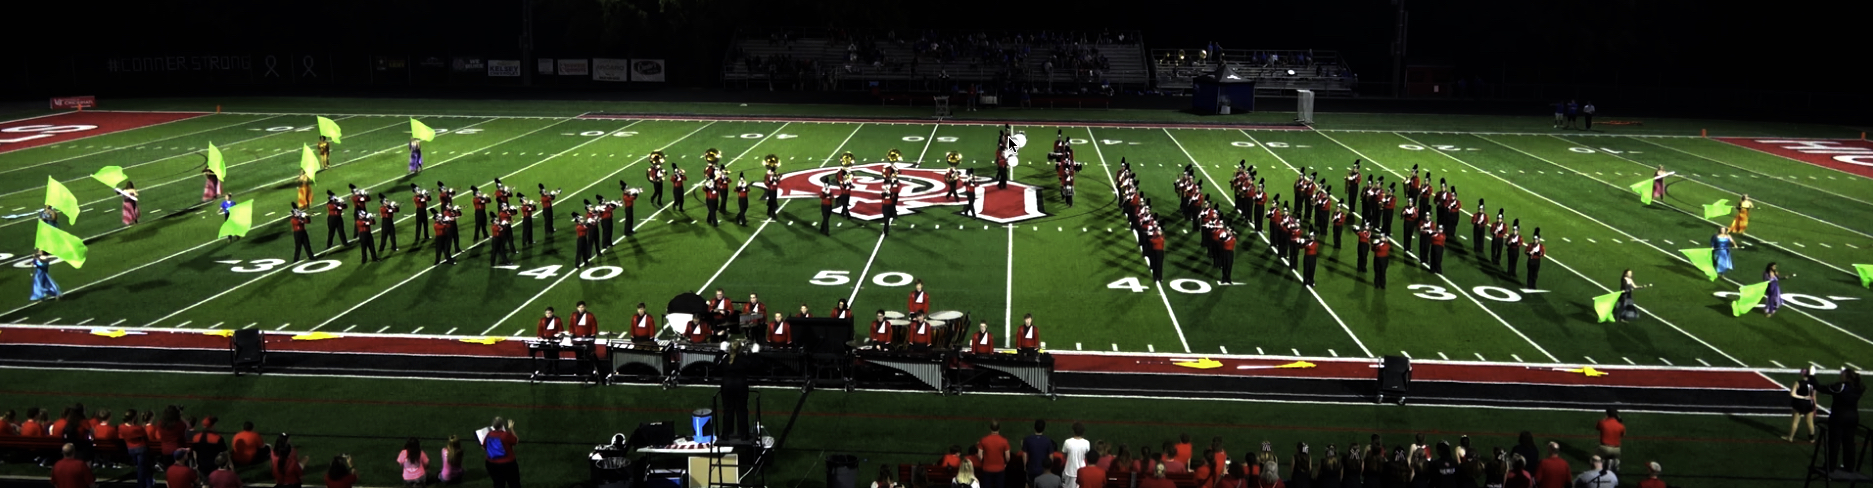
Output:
1715,137,1873,179
0,111,207,154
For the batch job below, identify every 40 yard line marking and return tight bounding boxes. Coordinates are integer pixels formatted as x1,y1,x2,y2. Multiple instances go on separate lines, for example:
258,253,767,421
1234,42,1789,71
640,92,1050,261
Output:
1085,127,1188,353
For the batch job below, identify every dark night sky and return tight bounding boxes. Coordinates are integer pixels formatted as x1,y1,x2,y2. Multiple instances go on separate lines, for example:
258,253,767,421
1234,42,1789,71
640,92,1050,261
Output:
16,0,1870,93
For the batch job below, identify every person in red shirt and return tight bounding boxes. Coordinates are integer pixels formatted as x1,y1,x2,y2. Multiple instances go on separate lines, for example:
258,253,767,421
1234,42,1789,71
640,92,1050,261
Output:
829,298,852,319
629,303,657,343
166,451,202,488
118,410,152,488
1078,451,1108,488
1504,454,1534,488
766,312,793,346
793,303,812,318
1174,434,1193,466
482,417,520,488
818,187,835,235
570,301,598,338
1533,442,1570,488
1015,314,1040,355
969,322,995,355
207,453,243,488
684,318,712,344
155,407,187,462
941,446,963,470
907,281,930,315
324,454,358,488
744,294,769,331
978,421,1011,488
231,421,265,466
867,310,893,349
50,444,94,488
1596,409,1625,473
620,182,638,237
271,434,308,487
1373,239,1392,290
907,315,933,351
90,410,116,442
1637,461,1665,488
1428,226,1446,274
537,307,565,339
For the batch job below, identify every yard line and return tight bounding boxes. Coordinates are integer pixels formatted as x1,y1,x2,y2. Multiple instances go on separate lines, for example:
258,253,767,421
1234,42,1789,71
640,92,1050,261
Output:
1850,362,1865,370
1328,349,1339,357
846,233,890,304
1465,134,1870,347
1511,354,1524,362
309,324,324,331
445,327,458,335
695,122,860,296
275,323,291,331
1659,357,1673,365
1584,356,1597,364
1629,137,1873,208
1475,352,1487,361
73,318,92,325
317,120,660,331
1147,344,1155,352
243,323,256,329
1292,348,1301,356
1219,345,1227,354
343,325,358,333
208,321,223,329
411,326,424,334
1438,352,1449,360
377,326,391,333
1171,129,1367,357
1,117,532,320
108,319,125,326
0,114,285,176
1697,358,1711,366
1623,357,1636,365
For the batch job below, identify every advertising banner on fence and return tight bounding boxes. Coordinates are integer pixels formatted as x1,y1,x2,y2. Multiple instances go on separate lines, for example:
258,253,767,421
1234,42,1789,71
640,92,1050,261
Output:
538,58,555,75
487,60,520,77
50,96,96,109
630,59,666,82
557,58,589,76
452,57,485,72
592,58,629,82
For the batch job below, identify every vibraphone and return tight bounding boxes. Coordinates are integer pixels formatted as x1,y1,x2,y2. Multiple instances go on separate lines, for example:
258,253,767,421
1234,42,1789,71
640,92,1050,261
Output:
855,349,948,391
962,353,1055,395
527,337,598,383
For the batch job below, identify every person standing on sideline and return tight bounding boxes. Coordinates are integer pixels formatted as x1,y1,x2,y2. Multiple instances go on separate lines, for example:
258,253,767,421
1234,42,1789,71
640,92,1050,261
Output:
1534,442,1569,488
1565,100,1579,130
50,443,94,488
1552,101,1565,129
1615,270,1645,322
1818,369,1865,471
482,417,520,488
978,421,1011,488
1711,227,1738,276
1764,262,1791,317
1582,102,1596,130
1063,423,1092,488
1638,462,1665,488
1595,410,1624,474
1786,367,1820,442
1020,420,1055,487
30,249,60,302
1730,194,1754,234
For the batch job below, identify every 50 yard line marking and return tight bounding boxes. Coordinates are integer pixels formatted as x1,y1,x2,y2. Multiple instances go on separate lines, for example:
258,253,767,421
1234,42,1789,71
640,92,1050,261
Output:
1216,129,1370,357
842,124,938,311
695,122,858,295
1084,126,1187,353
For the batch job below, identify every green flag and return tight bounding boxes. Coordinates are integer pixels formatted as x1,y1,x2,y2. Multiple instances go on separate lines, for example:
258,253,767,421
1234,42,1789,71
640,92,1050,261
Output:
206,142,226,182
1629,179,1652,205
92,166,128,188
1731,281,1771,317
1592,291,1622,323
34,221,86,269
1679,248,1719,281
1855,264,1873,289
316,116,342,144
1703,199,1732,219
218,200,254,239
410,118,435,142
44,176,80,225
299,144,319,182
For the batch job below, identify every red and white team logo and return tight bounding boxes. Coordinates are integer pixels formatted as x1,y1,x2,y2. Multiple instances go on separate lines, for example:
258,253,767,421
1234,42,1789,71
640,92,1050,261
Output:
770,162,1048,224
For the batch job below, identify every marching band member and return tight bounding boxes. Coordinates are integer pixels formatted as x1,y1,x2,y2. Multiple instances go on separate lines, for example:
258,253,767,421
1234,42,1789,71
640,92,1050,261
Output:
117,181,140,226
297,171,313,208
766,312,793,346
471,186,491,241
907,313,933,352
1399,201,1418,256
970,322,994,355
1730,194,1754,234
766,168,783,219
830,298,852,319
646,156,666,207
946,165,962,200
794,303,812,318
412,184,432,243
1429,224,1446,274
1332,205,1348,249
1354,223,1372,273
963,170,979,217
408,138,423,174
494,178,513,208
489,206,513,266
354,208,378,264
716,173,732,215
1373,235,1392,289
1217,226,1238,285
1380,183,1398,236
1471,201,1488,255
519,194,536,246
1015,314,1040,356
711,289,734,315
1490,210,1508,266
1417,216,1435,265
539,184,560,235
704,181,721,227
570,301,598,338
1302,231,1321,287
745,294,768,332
629,303,657,343
431,209,454,265
597,196,617,246
573,205,592,268
670,163,688,212
289,204,314,263
1525,231,1546,289
1505,221,1523,277
683,316,712,344
324,190,349,248
868,310,894,348
837,171,855,220
620,182,639,237
819,186,835,235
881,182,899,237
537,307,565,339
201,167,221,203
735,174,751,226
1345,161,1361,210
908,280,931,315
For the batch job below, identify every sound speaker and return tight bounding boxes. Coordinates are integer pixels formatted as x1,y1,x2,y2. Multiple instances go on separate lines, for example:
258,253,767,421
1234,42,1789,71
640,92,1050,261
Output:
1378,355,1411,404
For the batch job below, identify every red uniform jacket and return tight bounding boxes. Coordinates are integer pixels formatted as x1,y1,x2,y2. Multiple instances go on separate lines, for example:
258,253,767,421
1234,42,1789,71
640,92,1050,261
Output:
1375,241,1392,258
767,319,793,345
1431,232,1446,248
831,307,851,319
1527,243,1545,260
971,331,995,354
1304,240,1321,256
743,302,766,318
684,320,711,343
869,320,894,344
570,311,597,337
622,193,636,208
290,215,307,232
537,316,564,338
1015,324,1040,349
907,291,930,314
908,320,933,345
711,297,734,313
630,313,656,339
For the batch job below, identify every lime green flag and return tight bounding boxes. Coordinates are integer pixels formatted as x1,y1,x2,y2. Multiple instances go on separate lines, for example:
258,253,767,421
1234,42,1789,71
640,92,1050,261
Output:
1855,264,1873,289
34,221,86,269
92,166,127,188
218,200,254,239
206,142,226,181
1629,179,1652,205
1731,281,1771,317
299,144,319,182
44,176,80,225
1703,199,1732,219
410,118,435,142
1679,248,1719,281
316,116,342,144
1592,291,1622,323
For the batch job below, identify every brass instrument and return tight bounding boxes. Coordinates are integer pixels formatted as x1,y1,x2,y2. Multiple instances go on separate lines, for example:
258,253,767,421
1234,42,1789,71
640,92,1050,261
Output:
886,148,903,163
704,148,721,165
649,150,666,165
945,151,962,167
763,154,781,172
839,151,855,168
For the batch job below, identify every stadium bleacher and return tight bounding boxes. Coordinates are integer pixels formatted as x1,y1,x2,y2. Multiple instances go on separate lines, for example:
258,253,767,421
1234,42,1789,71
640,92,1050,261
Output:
722,29,1149,101
1152,48,1357,96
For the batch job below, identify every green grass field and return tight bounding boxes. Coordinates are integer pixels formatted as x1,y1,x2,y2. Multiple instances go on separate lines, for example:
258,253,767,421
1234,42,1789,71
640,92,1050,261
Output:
1,101,1870,372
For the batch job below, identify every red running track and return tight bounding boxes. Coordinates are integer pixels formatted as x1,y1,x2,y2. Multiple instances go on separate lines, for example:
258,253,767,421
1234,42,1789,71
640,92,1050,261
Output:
0,111,208,154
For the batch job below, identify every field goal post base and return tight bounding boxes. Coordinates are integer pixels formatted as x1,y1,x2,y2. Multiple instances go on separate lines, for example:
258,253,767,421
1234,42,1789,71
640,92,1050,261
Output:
1296,89,1316,126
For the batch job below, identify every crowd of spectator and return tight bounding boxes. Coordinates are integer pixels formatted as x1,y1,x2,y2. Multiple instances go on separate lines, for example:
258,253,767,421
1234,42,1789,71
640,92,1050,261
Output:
2,403,515,488
897,416,1661,488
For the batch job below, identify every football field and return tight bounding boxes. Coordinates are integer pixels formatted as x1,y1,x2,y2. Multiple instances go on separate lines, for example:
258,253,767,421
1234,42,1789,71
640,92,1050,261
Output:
2,106,1870,372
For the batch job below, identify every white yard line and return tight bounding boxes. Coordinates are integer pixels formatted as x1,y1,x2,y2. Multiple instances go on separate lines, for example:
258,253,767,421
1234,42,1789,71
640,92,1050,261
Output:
0,114,286,176
1629,137,1873,208
694,122,860,295
1085,127,1189,352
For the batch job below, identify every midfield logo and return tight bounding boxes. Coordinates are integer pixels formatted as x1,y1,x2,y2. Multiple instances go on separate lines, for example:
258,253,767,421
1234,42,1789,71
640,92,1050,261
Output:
770,162,1048,224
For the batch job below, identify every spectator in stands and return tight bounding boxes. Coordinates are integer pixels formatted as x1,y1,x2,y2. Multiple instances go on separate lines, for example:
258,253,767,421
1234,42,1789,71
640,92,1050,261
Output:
190,416,228,467
118,410,151,488
1094,441,1113,471
1316,448,1340,488
1509,433,1538,473
482,417,521,488
1638,462,1664,488
1407,450,1429,488
1063,424,1091,488
1288,443,1312,488
232,421,266,466
1503,454,1533,488
89,409,115,443
1571,456,1614,488
1458,449,1486,488
1139,463,1174,488
956,460,981,488
1339,445,1360,488
50,443,94,488
871,464,897,488
1173,434,1193,466
207,453,241,488
1033,461,1064,488
439,435,465,484
1594,409,1623,474
272,433,308,488
59,405,94,462
1362,441,1384,488
943,445,964,469
156,406,189,462
165,450,201,488
1428,442,1458,488
397,437,431,487
1021,420,1055,486
1110,445,1133,476
1533,442,1568,488
1079,451,1108,488
1384,447,1411,487
1259,461,1285,488
1219,461,1250,488
1161,442,1187,473
979,421,1011,488
0,410,14,436
1192,452,1213,488
326,454,359,488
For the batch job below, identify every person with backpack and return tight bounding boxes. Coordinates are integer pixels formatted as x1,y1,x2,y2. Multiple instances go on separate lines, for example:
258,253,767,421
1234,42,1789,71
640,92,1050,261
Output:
189,416,229,470
482,417,520,488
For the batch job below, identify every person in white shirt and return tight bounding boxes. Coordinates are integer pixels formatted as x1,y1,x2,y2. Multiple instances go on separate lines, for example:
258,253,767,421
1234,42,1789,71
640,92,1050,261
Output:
1061,423,1091,488
1573,455,1618,488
